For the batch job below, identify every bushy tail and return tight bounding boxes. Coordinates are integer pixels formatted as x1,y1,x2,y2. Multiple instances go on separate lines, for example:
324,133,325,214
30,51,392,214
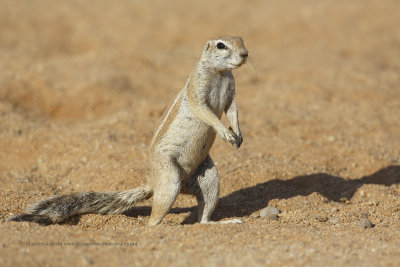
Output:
7,186,153,225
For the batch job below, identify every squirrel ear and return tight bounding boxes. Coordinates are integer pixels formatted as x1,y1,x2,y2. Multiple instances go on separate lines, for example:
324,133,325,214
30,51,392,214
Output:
204,42,210,52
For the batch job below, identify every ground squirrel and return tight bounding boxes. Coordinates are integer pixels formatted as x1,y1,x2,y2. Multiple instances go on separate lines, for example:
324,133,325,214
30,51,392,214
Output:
8,35,248,226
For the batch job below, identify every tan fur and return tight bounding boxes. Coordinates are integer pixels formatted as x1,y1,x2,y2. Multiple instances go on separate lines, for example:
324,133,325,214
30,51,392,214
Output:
150,92,183,148
146,35,248,225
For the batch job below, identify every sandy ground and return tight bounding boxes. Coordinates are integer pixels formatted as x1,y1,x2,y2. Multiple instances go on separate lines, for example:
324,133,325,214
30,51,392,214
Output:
1,0,400,266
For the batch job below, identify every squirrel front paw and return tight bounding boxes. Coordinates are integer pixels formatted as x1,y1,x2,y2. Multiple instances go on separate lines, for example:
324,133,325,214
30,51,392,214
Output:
218,126,241,147
229,127,243,148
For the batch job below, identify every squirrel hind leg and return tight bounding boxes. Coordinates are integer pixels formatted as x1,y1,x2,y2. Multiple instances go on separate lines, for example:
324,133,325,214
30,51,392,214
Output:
181,155,220,223
147,164,182,226
182,155,242,225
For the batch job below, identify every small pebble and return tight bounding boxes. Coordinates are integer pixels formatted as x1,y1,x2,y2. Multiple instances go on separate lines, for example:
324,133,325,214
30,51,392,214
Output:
360,212,368,218
312,215,329,222
329,217,341,225
260,206,280,221
359,218,374,229
84,257,95,265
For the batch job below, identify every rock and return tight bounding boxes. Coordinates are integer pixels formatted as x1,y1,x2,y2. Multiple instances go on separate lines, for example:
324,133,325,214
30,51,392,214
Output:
312,215,329,222
329,217,341,225
360,212,368,218
84,257,95,265
359,218,374,229
260,207,280,221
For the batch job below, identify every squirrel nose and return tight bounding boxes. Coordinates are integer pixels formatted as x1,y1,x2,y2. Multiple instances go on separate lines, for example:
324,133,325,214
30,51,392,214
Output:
240,50,248,58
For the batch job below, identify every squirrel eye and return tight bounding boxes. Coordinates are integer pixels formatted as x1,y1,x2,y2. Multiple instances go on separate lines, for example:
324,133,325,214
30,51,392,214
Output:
217,42,226,49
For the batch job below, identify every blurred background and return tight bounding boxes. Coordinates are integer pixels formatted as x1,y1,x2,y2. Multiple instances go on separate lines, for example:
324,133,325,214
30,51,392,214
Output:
1,0,399,119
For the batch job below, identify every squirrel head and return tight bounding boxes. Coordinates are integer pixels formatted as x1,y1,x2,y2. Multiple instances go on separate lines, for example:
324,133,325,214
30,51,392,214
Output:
201,35,248,72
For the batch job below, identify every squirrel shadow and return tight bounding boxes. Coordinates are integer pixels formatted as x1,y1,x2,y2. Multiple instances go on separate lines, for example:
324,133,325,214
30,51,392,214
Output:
124,165,400,223
213,165,400,220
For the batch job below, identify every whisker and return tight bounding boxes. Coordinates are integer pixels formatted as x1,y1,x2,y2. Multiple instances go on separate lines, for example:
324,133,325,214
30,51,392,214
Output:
247,56,258,74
